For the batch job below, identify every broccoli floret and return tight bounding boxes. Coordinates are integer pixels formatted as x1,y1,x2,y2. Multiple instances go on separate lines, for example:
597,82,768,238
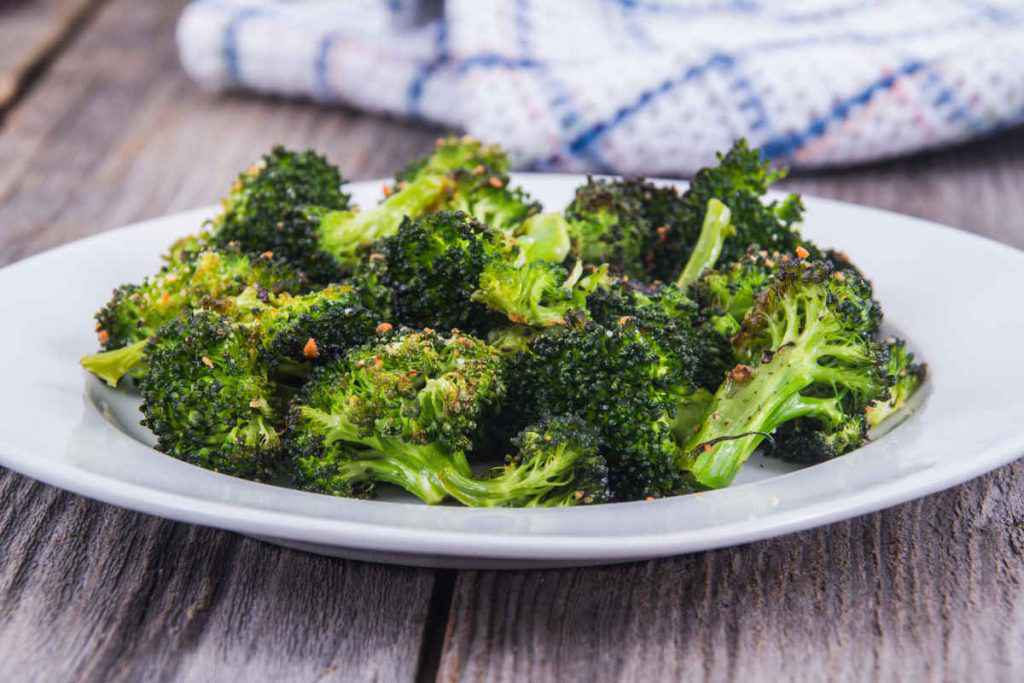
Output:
442,162,542,234
287,329,506,503
83,250,302,386
376,212,498,332
210,146,352,282
682,260,891,488
772,412,868,465
564,177,650,277
866,337,927,428
585,278,733,393
137,310,282,479
377,211,606,331
212,138,501,281
393,135,510,186
689,245,790,336
563,141,806,283
256,284,386,377
644,140,808,282
439,415,611,507
92,249,300,351
503,314,712,500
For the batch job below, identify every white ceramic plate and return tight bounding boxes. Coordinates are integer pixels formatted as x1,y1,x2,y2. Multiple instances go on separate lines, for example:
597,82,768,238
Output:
1,174,1020,569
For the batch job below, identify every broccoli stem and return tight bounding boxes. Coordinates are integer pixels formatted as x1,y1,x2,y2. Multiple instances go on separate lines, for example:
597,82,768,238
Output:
299,406,469,504
682,345,826,488
515,212,572,264
80,339,148,387
336,442,455,505
438,451,577,507
318,174,450,265
675,198,733,288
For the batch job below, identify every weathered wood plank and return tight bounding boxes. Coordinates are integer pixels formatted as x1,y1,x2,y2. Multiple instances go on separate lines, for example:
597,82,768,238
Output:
440,464,1024,683
0,0,102,112
0,0,444,268
0,0,446,680
437,129,1024,683
0,471,438,682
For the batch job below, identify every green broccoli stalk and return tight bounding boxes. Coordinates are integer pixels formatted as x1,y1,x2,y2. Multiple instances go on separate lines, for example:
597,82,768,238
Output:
513,212,572,264
137,310,283,479
80,339,149,387
681,261,891,488
675,198,734,288
438,415,611,507
288,330,507,504
866,337,927,428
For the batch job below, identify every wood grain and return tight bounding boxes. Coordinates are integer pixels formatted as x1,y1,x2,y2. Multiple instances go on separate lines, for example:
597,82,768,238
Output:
0,0,102,112
0,471,438,682
438,130,1024,683
0,0,443,268
440,464,1024,682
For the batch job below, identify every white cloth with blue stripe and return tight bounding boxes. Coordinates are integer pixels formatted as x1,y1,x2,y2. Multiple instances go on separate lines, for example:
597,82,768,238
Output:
178,0,1024,174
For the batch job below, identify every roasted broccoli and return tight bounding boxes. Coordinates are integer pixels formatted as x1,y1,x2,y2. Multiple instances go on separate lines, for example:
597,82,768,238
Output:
82,249,301,386
681,260,891,488
83,137,927,504
585,278,733,393
771,412,868,465
564,177,651,278
377,211,606,331
502,311,717,500
655,139,807,280
439,415,611,507
866,337,927,428
256,284,387,378
564,141,807,283
92,249,300,351
287,329,506,503
209,146,352,282
137,309,283,479
443,164,541,234
211,137,502,281
689,245,789,336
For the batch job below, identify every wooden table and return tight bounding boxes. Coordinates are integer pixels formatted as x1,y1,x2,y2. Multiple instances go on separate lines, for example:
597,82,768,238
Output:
2,2,1024,681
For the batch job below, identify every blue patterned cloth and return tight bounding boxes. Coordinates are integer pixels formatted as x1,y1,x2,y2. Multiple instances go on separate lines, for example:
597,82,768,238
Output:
178,0,1024,175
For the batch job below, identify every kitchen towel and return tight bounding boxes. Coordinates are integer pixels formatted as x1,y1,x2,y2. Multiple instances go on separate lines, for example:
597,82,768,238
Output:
178,0,1024,175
